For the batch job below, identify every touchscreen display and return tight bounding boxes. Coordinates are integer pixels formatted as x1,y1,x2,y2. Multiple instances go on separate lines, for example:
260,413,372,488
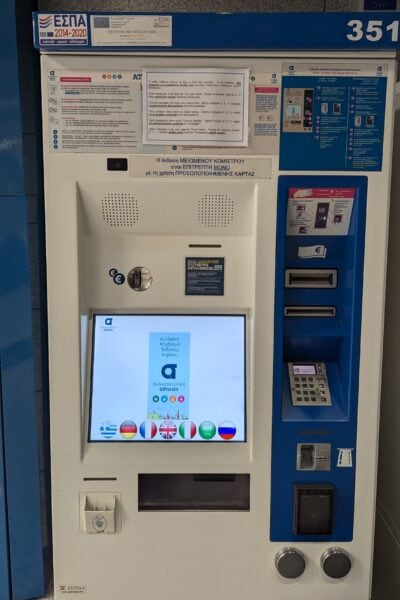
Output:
89,315,246,442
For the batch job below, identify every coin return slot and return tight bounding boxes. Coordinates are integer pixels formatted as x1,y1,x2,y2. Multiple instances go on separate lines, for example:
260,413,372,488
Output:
284,306,336,317
79,492,120,534
285,269,337,289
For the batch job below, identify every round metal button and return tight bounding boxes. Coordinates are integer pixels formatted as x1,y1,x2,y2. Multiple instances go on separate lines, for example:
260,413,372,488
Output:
321,547,352,579
275,547,306,579
127,266,153,291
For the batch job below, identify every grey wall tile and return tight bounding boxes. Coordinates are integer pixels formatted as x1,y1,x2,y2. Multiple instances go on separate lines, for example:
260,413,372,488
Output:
372,509,400,599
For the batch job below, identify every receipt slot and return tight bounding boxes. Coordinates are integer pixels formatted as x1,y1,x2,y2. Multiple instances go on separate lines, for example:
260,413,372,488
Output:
34,10,396,600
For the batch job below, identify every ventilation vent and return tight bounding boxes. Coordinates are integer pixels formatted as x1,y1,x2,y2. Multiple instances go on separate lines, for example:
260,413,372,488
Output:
198,195,234,228
101,193,139,227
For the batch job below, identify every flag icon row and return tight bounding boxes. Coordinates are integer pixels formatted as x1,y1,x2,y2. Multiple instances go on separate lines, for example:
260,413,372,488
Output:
115,420,237,440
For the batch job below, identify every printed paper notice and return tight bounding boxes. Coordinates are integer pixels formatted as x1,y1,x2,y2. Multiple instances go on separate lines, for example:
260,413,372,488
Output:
90,15,172,47
47,70,140,153
142,68,249,146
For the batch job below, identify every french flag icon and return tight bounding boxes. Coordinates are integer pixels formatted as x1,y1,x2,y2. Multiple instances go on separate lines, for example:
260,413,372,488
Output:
139,421,157,439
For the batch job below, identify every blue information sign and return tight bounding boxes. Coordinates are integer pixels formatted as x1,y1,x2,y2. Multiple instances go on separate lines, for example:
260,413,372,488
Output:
280,73,387,171
147,332,190,420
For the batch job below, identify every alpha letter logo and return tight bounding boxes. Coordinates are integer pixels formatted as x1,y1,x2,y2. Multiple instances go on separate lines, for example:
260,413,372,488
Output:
105,318,113,326
161,364,177,379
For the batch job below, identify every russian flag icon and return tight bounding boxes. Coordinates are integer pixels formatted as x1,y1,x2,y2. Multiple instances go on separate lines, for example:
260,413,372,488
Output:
139,421,157,439
218,422,236,440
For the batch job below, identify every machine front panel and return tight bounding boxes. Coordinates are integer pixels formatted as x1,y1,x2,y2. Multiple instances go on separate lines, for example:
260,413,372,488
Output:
38,46,396,600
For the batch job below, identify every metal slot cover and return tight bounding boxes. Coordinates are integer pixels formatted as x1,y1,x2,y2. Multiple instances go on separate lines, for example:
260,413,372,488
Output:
297,443,331,471
285,269,337,288
284,306,336,317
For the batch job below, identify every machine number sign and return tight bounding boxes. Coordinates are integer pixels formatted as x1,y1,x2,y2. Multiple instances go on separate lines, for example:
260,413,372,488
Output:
347,19,400,42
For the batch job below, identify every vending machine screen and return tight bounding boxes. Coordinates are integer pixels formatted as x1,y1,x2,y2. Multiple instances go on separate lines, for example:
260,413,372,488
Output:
89,314,246,442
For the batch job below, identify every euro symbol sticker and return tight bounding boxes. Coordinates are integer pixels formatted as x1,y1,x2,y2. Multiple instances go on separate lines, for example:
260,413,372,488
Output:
113,273,125,285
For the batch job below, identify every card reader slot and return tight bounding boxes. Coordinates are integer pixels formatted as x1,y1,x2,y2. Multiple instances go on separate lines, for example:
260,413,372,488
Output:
284,306,336,317
138,474,250,511
285,269,337,289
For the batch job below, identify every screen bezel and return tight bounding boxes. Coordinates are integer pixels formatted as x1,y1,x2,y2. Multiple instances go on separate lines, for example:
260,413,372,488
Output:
87,313,247,444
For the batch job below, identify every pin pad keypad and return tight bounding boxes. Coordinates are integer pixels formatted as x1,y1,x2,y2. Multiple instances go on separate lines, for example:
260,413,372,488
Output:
288,362,332,407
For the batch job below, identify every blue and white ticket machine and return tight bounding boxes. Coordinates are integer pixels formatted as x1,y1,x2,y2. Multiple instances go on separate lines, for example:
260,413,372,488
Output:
34,10,398,600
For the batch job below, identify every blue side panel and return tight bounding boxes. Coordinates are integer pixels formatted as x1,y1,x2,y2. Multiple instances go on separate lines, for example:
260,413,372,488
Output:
270,175,367,542
0,372,10,600
0,1,46,598
0,198,45,600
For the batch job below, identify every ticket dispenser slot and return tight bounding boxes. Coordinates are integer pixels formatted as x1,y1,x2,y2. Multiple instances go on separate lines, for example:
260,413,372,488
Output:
270,175,367,542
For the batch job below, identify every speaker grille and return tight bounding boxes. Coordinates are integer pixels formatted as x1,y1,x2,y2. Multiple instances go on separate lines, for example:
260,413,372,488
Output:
198,195,234,228
101,193,139,227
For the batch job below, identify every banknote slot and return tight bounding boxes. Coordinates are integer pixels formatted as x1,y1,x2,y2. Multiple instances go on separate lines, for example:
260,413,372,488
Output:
138,473,250,511
284,306,336,317
285,269,337,288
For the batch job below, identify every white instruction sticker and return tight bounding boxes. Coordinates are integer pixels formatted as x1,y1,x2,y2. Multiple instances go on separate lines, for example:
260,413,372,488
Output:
142,68,249,146
47,70,140,153
286,187,355,236
298,245,327,259
130,155,271,179
337,448,353,468
251,74,281,154
90,15,172,47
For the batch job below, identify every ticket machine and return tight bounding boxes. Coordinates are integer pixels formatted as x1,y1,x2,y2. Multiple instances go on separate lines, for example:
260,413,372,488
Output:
34,10,398,600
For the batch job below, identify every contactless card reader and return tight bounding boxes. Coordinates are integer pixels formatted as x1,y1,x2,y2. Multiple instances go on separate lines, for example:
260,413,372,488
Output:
289,363,332,406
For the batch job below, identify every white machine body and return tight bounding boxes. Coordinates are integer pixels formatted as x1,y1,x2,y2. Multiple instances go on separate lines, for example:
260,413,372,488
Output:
41,51,395,600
